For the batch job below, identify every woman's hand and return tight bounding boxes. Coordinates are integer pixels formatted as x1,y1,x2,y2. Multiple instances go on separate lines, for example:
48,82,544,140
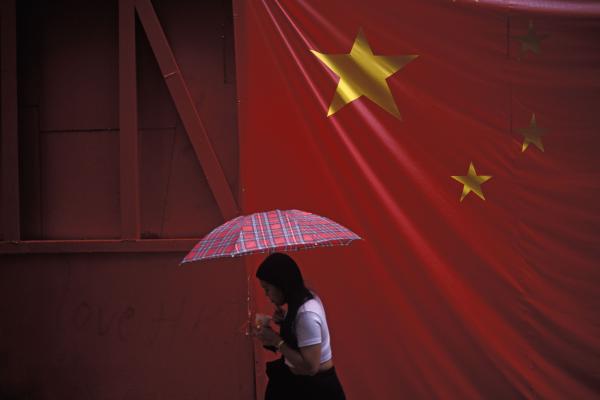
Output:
272,307,285,325
255,325,281,348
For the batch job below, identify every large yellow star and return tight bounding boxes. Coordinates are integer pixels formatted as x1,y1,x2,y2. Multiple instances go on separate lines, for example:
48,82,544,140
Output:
518,113,545,152
514,20,548,58
311,29,418,118
451,162,492,202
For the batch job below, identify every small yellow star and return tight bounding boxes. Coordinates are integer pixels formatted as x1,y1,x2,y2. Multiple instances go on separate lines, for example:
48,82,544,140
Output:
311,29,418,118
518,113,545,152
514,20,548,58
451,162,492,202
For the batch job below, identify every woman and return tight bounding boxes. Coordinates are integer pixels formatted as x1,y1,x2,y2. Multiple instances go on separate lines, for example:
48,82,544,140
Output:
254,252,346,400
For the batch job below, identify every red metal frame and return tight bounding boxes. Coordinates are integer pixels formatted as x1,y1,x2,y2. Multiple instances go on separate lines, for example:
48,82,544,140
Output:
0,239,198,254
135,0,239,220
0,0,239,254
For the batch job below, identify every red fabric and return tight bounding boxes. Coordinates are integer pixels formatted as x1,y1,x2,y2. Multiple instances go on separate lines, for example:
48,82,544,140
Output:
234,1,600,398
181,209,360,262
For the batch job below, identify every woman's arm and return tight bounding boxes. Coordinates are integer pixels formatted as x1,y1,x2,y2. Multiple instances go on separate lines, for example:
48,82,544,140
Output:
255,326,322,376
280,342,321,376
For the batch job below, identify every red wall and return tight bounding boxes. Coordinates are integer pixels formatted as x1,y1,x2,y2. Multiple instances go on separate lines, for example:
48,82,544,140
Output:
0,254,253,399
1,0,253,398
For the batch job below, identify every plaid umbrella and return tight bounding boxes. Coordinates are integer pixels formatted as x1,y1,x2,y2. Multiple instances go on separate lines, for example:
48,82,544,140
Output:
181,209,361,264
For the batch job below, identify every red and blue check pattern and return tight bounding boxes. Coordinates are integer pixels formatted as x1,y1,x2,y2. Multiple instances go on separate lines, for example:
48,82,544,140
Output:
181,209,361,264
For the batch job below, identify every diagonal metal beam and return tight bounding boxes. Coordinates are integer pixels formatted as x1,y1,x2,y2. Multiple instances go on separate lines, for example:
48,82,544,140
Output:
119,0,141,239
134,0,239,220
1,0,20,241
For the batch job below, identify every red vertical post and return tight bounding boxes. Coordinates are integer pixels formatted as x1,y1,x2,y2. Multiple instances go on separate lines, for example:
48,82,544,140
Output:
1,0,20,241
119,0,141,240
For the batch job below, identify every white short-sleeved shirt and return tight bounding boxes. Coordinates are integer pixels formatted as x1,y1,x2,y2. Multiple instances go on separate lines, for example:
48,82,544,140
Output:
284,294,332,367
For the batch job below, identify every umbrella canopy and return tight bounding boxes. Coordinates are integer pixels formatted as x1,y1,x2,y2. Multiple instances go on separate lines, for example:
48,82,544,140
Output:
181,209,361,264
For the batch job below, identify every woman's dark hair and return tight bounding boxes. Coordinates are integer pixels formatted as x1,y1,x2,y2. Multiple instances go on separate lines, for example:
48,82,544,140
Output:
256,252,313,349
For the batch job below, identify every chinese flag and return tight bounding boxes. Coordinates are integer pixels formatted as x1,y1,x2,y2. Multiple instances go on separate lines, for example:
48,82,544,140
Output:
234,1,600,398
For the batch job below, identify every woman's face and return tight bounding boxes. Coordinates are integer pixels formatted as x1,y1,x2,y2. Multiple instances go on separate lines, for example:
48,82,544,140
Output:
259,280,285,306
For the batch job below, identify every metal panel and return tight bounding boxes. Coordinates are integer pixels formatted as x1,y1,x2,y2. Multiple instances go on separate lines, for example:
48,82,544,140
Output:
18,107,43,239
0,253,254,397
38,0,118,131
1,0,20,241
119,0,141,239
158,122,224,237
40,131,120,239
139,127,176,238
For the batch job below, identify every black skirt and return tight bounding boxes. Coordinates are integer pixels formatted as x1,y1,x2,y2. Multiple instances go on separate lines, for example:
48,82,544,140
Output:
265,357,346,400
